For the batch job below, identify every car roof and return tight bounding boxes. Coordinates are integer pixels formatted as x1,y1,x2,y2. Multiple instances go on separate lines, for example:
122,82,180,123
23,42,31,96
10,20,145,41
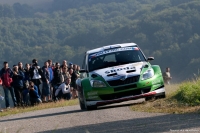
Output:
86,43,138,54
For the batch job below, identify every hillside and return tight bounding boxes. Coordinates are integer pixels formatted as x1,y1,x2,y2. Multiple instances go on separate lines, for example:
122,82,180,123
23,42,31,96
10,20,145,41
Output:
0,0,199,82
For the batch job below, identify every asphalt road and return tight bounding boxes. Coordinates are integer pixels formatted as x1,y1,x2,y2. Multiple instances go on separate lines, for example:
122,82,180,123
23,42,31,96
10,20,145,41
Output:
0,99,200,133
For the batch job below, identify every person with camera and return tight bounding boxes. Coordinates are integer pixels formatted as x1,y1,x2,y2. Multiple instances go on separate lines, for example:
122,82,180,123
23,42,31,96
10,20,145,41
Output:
0,62,17,108
55,77,72,100
12,65,25,106
30,59,43,97
28,81,42,105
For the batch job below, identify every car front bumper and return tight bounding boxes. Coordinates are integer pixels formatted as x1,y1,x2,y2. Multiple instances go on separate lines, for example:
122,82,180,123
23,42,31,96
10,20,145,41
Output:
86,87,165,106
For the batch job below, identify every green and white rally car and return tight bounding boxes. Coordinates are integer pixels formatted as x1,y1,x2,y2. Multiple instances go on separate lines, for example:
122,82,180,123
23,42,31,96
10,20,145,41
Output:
76,43,165,110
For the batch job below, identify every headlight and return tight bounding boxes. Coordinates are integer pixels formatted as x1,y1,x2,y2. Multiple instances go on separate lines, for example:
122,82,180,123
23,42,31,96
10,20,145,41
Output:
90,80,106,88
142,68,154,80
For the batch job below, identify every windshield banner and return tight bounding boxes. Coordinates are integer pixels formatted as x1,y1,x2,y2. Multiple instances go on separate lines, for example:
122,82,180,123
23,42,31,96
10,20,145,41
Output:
89,47,139,60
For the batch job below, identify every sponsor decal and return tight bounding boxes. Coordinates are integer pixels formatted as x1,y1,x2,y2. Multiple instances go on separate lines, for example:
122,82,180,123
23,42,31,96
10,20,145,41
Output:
105,66,136,74
87,91,98,96
152,79,161,85
88,96,98,99
89,47,139,61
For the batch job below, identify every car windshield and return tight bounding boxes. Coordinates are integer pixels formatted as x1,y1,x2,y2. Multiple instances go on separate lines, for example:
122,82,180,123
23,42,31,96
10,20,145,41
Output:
88,47,146,72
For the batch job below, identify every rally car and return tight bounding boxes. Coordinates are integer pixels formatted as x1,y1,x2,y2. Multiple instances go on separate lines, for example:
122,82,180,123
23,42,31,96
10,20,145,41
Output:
76,43,165,110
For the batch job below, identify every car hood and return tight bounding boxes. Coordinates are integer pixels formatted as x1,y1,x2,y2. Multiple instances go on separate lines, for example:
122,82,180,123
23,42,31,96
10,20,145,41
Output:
91,62,146,81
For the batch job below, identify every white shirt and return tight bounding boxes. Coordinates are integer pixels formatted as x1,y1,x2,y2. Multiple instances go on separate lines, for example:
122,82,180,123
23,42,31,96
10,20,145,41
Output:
32,67,41,79
55,83,70,96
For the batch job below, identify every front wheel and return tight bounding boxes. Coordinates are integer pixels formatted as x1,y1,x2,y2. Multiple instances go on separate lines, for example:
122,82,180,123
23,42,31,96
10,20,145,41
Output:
79,96,86,110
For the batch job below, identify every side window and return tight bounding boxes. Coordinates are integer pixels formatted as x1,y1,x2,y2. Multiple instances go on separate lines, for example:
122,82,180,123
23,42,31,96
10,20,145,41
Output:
82,54,86,69
81,54,88,78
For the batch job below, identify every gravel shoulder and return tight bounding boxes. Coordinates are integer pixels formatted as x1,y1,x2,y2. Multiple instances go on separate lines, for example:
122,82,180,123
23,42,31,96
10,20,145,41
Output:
0,100,200,133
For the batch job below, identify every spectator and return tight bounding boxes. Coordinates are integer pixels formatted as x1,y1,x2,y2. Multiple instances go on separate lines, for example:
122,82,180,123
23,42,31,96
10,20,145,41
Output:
52,62,64,101
0,94,4,112
24,63,31,82
48,59,54,100
77,65,81,78
163,67,172,85
0,62,17,108
18,62,25,73
69,68,78,99
52,63,55,70
60,60,68,69
28,81,42,105
53,62,64,89
22,80,30,106
68,62,73,71
30,59,43,97
62,66,71,81
55,77,72,100
12,65,25,106
42,61,51,102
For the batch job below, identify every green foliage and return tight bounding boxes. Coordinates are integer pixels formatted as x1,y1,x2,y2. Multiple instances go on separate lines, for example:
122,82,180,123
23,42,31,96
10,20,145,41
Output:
0,0,199,81
172,78,200,106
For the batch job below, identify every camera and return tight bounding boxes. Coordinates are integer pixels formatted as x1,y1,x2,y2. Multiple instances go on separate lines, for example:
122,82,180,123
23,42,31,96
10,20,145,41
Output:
33,62,38,66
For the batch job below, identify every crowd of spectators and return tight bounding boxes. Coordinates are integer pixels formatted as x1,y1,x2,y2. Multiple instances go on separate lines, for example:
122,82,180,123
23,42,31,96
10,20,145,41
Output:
0,59,81,112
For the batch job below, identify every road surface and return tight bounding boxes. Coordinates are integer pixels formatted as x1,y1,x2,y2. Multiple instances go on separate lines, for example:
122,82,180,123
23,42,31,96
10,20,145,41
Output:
0,100,200,133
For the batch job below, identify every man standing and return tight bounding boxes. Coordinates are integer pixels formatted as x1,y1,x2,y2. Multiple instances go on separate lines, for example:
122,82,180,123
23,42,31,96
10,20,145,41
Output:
60,60,68,69
12,65,25,106
163,67,172,85
42,61,51,102
48,59,54,101
0,62,17,108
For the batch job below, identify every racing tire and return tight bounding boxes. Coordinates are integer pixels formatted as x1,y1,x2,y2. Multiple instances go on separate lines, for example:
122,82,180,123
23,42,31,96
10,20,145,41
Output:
79,96,86,110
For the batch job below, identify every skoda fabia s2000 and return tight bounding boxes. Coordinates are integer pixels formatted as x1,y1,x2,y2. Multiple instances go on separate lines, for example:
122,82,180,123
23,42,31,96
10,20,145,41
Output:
76,43,165,110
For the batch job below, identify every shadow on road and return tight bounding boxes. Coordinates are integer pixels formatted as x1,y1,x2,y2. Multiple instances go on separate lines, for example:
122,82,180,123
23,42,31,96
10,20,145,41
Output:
39,113,200,133
0,109,82,122
0,100,144,122
97,101,144,110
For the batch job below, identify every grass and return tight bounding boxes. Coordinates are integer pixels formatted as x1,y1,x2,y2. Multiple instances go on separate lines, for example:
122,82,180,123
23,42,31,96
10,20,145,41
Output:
0,99,78,117
131,79,200,114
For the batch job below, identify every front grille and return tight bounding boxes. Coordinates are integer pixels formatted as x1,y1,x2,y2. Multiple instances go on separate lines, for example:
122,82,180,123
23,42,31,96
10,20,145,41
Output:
107,75,140,86
99,87,151,100
114,84,137,92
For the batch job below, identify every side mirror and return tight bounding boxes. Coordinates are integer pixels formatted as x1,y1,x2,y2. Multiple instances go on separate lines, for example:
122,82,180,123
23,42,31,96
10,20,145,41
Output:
147,57,154,61
76,78,82,87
